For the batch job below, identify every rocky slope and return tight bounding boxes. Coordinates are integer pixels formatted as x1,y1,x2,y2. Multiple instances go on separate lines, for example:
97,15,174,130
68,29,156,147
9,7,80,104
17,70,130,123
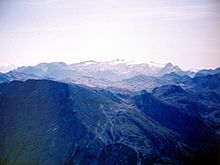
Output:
0,80,219,164
0,80,215,164
0,61,219,165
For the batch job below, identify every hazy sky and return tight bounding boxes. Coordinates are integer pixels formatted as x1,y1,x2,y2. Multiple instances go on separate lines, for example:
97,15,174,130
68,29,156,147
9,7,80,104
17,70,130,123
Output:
0,0,220,69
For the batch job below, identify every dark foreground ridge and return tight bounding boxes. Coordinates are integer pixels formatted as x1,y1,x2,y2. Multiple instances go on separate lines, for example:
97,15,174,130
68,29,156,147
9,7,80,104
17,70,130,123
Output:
0,80,219,165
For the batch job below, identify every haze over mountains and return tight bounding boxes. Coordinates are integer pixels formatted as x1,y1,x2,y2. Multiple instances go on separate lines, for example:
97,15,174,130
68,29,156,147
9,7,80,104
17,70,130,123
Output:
0,59,195,84
0,60,219,165
0,59,192,78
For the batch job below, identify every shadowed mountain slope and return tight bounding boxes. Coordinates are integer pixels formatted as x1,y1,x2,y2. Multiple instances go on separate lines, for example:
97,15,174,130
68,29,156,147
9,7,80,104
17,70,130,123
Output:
0,80,200,165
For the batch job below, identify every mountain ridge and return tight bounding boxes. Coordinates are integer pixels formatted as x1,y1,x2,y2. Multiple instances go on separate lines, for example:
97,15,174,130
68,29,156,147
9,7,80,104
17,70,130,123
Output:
0,79,202,165
2,60,193,81
0,61,219,165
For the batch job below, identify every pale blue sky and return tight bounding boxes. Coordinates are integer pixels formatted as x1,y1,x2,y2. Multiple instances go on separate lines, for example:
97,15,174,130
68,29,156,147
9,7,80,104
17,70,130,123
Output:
0,0,220,69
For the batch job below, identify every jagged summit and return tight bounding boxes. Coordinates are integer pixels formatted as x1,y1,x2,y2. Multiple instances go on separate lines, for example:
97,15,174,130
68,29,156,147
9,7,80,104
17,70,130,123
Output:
1,60,191,82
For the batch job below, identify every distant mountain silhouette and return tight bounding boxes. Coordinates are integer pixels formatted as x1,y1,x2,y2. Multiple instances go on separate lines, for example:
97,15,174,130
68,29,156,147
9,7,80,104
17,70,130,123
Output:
1,60,193,82
195,67,220,77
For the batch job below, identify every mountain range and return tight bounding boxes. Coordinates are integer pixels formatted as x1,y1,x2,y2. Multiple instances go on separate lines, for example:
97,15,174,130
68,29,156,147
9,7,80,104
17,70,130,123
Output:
0,59,194,81
0,60,219,165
